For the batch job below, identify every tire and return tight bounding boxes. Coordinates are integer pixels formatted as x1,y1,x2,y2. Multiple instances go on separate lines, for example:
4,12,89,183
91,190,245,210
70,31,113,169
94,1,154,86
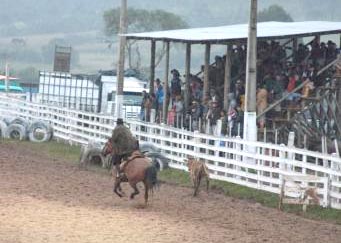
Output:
28,121,53,143
0,120,7,138
10,117,29,130
0,116,14,126
79,147,104,167
6,124,27,140
148,152,169,171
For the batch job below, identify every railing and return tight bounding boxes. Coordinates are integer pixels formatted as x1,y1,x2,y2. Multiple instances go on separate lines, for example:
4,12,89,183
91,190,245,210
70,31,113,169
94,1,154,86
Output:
1,94,341,209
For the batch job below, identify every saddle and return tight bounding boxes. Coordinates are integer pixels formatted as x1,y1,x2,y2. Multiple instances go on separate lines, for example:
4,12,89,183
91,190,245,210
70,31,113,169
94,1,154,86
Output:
119,150,145,171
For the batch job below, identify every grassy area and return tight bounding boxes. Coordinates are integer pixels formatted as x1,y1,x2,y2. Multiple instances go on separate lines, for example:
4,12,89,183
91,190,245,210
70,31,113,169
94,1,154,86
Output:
1,139,81,163
4,139,341,224
159,169,341,224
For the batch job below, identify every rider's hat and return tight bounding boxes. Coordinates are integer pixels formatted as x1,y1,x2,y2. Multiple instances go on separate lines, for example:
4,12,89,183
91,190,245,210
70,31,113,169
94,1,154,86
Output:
116,118,124,125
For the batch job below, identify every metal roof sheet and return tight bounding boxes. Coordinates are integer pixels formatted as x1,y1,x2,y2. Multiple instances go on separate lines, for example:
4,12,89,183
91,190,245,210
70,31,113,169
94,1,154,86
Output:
124,21,341,43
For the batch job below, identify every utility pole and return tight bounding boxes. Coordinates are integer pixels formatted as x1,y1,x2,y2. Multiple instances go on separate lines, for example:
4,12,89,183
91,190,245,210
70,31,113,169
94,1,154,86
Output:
115,0,127,119
243,0,258,142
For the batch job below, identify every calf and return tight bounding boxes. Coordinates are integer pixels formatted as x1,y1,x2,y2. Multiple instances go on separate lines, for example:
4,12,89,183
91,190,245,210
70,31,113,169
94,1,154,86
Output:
185,157,210,196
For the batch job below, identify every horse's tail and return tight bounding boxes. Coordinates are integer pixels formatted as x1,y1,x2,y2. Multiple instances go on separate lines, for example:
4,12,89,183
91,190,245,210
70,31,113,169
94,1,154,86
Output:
145,165,159,193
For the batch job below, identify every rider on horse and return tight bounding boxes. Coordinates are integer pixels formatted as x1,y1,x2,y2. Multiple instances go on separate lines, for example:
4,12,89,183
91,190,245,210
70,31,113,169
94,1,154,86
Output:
111,118,139,179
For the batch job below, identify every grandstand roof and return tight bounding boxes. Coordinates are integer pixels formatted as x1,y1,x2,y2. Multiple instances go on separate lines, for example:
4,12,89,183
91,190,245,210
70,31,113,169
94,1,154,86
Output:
124,21,341,44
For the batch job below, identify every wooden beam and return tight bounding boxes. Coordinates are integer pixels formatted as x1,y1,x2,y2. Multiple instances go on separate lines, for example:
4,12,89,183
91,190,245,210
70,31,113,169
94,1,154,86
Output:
149,40,156,94
203,43,211,101
184,43,191,111
162,42,170,123
223,45,232,111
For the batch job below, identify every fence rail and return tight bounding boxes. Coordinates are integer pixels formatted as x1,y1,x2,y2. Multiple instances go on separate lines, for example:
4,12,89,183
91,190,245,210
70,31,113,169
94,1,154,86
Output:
1,94,341,209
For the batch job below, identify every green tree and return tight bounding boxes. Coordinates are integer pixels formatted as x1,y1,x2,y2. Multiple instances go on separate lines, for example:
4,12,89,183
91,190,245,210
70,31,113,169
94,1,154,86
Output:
103,8,188,36
103,8,188,69
258,5,293,22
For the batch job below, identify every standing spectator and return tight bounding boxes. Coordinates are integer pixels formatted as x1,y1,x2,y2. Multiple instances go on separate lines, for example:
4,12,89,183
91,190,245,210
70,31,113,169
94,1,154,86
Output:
150,93,157,122
220,110,228,136
170,69,182,104
189,100,202,131
257,86,268,129
140,90,148,121
155,78,164,123
326,40,338,63
174,95,184,128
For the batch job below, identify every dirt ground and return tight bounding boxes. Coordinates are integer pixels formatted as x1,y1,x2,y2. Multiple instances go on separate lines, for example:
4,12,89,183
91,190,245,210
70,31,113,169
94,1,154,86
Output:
1,142,341,243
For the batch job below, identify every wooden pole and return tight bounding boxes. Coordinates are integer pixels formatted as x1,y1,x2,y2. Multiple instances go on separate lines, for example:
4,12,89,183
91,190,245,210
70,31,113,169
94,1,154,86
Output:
223,44,232,111
184,43,191,112
162,42,170,123
115,0,127,119
150,40,156,94
203,43,211,102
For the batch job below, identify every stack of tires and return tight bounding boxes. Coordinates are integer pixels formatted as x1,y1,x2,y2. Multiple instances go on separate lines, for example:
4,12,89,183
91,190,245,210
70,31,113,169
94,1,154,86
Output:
0,116,53,142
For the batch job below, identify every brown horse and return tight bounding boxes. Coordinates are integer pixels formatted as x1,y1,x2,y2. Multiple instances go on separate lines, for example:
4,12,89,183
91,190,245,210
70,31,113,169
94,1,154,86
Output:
102,139,158,205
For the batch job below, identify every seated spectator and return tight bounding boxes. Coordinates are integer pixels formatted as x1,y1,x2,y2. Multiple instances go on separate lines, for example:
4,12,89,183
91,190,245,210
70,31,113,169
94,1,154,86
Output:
286,71,302,106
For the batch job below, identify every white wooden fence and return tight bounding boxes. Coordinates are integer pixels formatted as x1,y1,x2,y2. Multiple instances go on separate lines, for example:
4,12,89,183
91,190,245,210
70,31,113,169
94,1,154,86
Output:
1,94,341,209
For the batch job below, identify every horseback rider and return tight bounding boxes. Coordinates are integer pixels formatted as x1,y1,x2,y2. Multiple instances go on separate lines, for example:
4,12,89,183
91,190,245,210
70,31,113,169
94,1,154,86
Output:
111,118,139,178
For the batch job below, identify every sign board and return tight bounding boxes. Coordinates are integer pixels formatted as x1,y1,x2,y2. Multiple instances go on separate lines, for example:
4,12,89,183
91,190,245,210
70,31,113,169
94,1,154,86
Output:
53,45,71,73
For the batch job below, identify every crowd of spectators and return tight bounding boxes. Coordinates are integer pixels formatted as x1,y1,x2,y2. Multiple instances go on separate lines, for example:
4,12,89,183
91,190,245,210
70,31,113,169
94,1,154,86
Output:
140,36,339,137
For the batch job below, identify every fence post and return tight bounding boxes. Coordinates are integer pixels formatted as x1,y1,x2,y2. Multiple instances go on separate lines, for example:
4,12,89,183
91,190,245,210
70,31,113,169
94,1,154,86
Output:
235,136,242,180
287,132,295,170
279,143,286,197
329,153,339,208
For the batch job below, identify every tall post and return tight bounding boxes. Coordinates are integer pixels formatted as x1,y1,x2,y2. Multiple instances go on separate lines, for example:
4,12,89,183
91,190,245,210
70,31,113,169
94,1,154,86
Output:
5,63,9,93
203,43,211,101
162,42,170,123
184,43,191,111
243,0,258,142
223,44,232,111
115,0,127,119
150,40,156,94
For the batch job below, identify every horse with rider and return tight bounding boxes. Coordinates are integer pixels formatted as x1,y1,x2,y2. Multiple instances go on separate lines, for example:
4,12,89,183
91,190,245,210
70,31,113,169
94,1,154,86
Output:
102,118,158,205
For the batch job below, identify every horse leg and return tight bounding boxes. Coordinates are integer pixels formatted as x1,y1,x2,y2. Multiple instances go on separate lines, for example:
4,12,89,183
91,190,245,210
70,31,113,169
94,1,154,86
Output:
206,176,210,193
129,183,139,199
113,177,123,198
193,177,200,197
143,181,149,205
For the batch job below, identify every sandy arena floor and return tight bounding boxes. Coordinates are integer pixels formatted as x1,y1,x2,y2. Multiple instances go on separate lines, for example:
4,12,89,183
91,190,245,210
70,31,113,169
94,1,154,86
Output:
0,142,341,243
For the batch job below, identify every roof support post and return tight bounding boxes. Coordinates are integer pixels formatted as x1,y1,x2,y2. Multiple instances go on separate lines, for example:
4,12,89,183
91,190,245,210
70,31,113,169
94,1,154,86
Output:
184,43,191,111
162,41,170,124
243,0,258,143
203,43,211,101
150,40,156,95
115,0,127,119
223,44,232,111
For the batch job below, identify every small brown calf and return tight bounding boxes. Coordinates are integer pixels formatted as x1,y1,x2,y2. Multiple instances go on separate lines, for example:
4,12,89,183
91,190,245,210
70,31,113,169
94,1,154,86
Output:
185,157,210,196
